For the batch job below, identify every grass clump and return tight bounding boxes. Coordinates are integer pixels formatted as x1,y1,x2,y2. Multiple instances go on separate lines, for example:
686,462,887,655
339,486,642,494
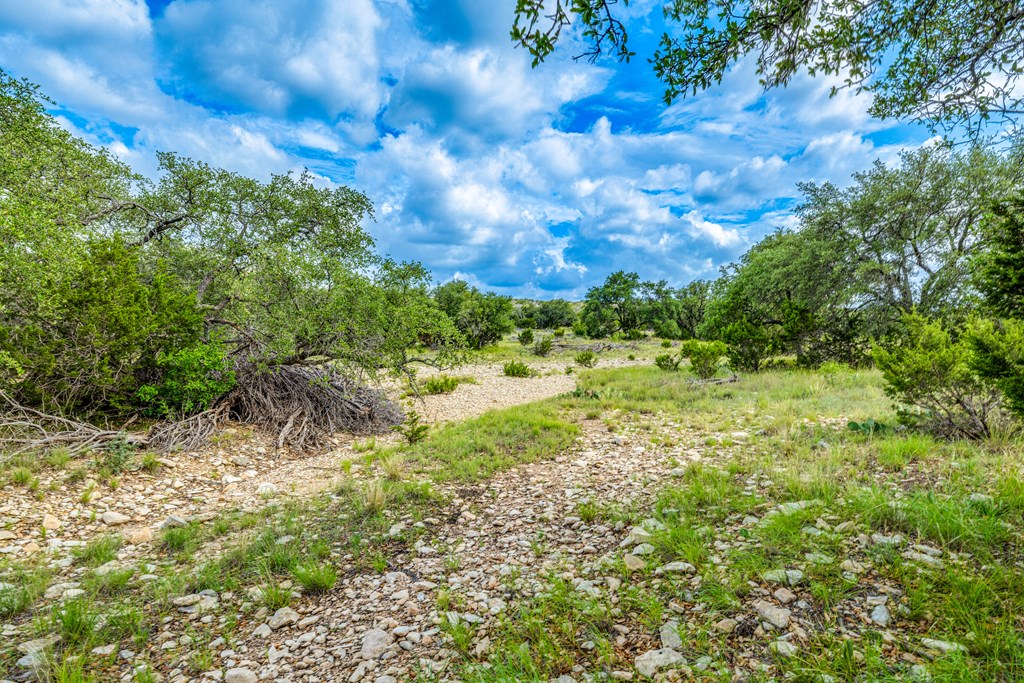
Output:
292,562,338,594
422,375,460,395
74,534,122,567
574,351,598,368
503,361,536,378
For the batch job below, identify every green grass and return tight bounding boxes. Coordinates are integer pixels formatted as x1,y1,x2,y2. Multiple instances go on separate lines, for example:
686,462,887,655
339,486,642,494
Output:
292,561,338,594
74,534,122,567
399,401,579,482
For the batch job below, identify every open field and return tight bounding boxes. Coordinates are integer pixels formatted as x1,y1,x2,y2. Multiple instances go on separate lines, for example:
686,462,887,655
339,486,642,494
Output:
1,361,1021,682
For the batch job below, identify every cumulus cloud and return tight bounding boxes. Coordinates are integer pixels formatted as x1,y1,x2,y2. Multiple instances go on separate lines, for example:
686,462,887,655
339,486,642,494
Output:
0,0,933,298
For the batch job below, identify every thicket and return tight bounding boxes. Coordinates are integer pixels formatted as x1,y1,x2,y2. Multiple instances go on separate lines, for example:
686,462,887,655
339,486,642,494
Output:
433,280,515,348
0,71,462,451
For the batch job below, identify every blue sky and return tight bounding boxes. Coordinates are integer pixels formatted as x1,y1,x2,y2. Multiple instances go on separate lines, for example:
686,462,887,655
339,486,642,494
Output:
0,0,932,297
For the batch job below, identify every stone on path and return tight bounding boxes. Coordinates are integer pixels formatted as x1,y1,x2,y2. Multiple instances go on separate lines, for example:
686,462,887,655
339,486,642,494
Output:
267,606,300,630
754,600,791,628
360,628,394,660
635,648,686,677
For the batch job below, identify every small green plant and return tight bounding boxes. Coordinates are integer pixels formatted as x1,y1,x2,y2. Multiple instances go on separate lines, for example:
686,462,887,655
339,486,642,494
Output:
847,419,894,436
74,534,122,567
627,353,636,360
661,340,672,348
53,598,99,645
423,375,460,395
532,336,553,357
139,452,161,473
395,411,429,444
380,453,405,480
574,351,598,368
260,581,293,609
162,525,199,554
352,438,375,453
655,354,681,372
95,440,136,477
553,328,566,338
623,328,645,340
10,466,33,487
517,329,534,346
679,339,727,379
292,562,338,594
46,448,72,470
503,361,536,378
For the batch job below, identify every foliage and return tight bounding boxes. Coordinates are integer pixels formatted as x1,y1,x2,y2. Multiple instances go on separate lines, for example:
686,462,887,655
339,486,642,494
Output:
574,351,598,368
136,340,236,418
720,319,776,373
395,411,430,445
516,299,577,330
517,329,534,346
654,354,682,372
532,336,554,357
503,361,537,378
458,292,515,348
679,339,727,380
422,375,461,395
847,419,895,437
0,72,463,418
966,318,1024,421
975,194,1024,319
513,0,1024,135
873,314,1007,439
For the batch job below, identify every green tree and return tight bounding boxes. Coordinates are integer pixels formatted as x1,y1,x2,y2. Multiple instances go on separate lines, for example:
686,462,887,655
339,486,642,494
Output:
513,0,1024,135
975,195,1024,320
458,293,516,348
534,299,577,329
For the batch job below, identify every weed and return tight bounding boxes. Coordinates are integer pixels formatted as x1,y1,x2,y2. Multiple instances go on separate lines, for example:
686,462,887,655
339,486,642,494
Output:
502,361,536,378
74,534,122,567
260,581,293,609
395,411,430,444
292,562,338,594
574,351,598,368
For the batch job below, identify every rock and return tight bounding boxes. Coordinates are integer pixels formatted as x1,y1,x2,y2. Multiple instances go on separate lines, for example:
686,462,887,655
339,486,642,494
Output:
375,677,398,683
659,621,683,649
124,528,153,545
655,561,696,575
360,628,394,659
714,618,738,634
772,640,799,657
628,527,652,544
556,677,578,683
774,588,797,604
42,514,61,531
623,554,646,571
100,511,131,526
903,551,944,569
252,624,273,638
921,638,966,653
91,644,116,656
225,668,258,683
753,600,791,628
631,543,655,556
634,648,686,677
870,604,891,627
257,482,278,497
22,541,40,555
231,456,251,466
159,515,188,529
267,607,300,630
763,569,803,586
18,635,60,654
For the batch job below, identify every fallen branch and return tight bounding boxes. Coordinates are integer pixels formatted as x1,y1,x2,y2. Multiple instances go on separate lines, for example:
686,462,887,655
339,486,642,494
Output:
0,392,144,458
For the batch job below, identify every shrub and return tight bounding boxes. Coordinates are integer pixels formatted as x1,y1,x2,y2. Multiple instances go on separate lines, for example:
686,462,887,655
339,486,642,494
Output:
503,361,536,378
574,351,598,368
517,329,534,346
532,336,553,357
422,375,460,395
653,319,682,340
661,340,672,348
136,340,235,418
873,314,1006,439
553,328,566,338
395,411,429,444
966,317,1024,421
679,339,727,380
622,328,645,341
721,319,775,372
655,354,681,372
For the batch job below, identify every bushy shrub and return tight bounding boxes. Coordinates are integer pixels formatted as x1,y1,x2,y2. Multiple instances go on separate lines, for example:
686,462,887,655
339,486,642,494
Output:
873,314,1008,439
517,329,534,346
532,336,553,357
679,339,727,380
574,351,598,368
553,328,566,338
721,320,775,372
653,319,681,340
422,375,460,395
661,340,672,348
136,340,236,418
966,318,1024,421
622,328,645,341
503,361,536,378
655,354,681,372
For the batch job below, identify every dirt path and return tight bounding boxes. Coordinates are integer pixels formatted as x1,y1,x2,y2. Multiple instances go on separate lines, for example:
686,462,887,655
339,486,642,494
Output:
155,418,702,683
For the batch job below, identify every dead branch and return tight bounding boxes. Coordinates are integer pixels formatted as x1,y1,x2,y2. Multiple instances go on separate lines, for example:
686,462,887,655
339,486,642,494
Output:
0,392,145,458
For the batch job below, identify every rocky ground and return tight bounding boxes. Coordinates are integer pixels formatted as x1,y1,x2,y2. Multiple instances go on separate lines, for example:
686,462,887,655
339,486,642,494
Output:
3,364,1020,683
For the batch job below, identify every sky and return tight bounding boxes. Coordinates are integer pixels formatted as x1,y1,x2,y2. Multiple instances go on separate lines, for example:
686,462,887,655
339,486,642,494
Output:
0,0,932,298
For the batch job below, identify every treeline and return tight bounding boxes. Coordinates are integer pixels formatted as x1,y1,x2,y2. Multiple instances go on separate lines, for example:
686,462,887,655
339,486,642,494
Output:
559,143,1024,439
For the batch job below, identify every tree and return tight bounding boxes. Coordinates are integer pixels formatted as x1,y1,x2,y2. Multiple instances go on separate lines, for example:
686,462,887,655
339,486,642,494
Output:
534,299,577,329
974,195,1024,320
513,0,1024,135
0,70,462,419
458,293,516,348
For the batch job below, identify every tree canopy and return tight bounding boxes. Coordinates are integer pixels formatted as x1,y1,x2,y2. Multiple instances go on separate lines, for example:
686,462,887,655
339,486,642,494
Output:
512,0,1024,135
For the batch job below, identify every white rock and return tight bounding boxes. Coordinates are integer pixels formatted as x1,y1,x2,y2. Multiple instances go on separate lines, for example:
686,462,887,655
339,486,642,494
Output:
655,561,696,575
634,648,686,677
225,669,258,683
871,604,892,627
753,600,791,628
659,621,682,649
772,640,799,657
267,607,300,630
360,628,394,659
100,511,131,526
922,638,966,653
